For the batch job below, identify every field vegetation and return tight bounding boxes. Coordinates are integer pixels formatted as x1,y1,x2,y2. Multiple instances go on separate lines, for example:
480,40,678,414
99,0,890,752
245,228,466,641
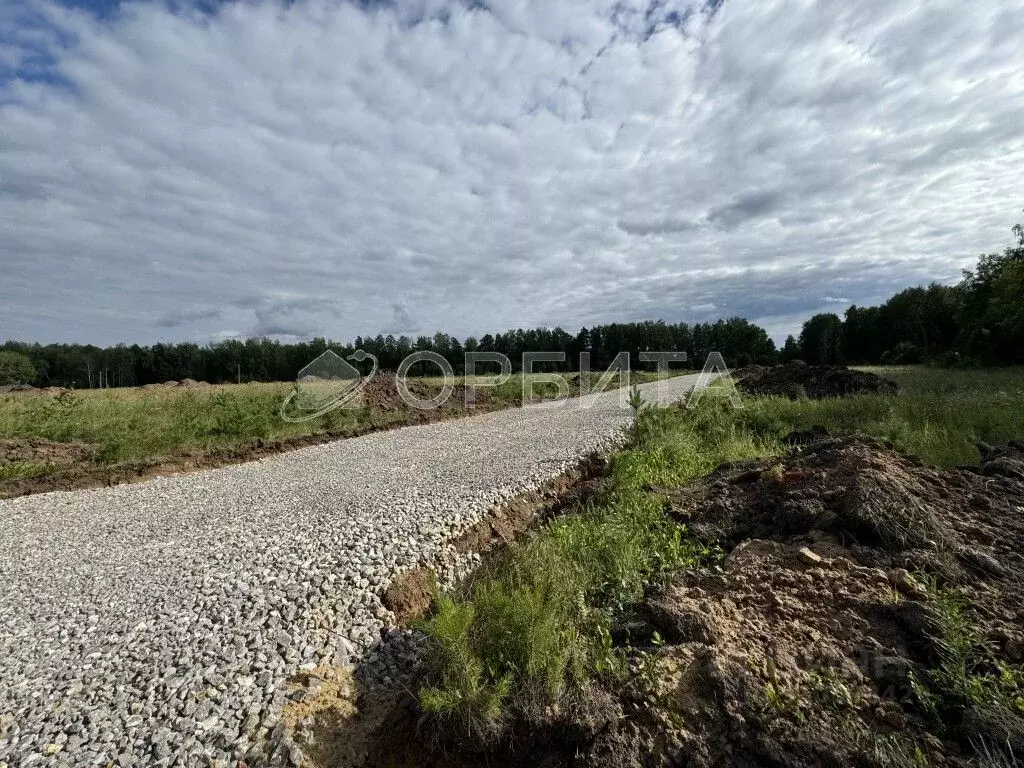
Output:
738,366,1024,467
0,371,674,492
416,366,1024,752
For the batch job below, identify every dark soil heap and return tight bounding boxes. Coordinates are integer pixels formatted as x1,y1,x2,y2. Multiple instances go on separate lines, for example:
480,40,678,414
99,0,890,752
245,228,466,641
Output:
576,437,1024,768
734,361,899,399
356,377,494,414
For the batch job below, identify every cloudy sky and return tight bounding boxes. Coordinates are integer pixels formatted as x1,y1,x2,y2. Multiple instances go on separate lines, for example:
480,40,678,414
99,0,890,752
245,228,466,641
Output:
2,0,1022,346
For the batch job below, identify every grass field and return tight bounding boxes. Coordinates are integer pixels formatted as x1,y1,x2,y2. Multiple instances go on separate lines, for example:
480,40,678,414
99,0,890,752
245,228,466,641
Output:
417,365,1024,740
739,366,1024,467
0,370,677,483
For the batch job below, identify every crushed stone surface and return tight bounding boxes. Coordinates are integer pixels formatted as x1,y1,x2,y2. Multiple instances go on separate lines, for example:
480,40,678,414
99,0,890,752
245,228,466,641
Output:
0,374,699,767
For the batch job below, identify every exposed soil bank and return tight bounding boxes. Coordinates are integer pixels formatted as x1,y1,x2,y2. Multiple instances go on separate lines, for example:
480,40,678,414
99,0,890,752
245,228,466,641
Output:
734,361,899,399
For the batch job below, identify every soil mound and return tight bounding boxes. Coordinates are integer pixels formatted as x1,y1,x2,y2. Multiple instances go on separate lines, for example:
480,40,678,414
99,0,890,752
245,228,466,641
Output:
590,437,1024,768
734,361,899,399
358,376,494,414
670,436,1024,572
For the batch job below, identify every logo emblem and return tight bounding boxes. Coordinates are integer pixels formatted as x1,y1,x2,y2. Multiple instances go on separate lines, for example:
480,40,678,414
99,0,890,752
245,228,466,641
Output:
280,349,377,422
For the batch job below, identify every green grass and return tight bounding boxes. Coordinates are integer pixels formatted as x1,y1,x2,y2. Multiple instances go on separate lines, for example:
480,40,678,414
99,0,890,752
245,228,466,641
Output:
0,371,685,469
417,366,1024,742
0,460,54,480
0,384,364,464
734,366,1024,467
910,578,1024,726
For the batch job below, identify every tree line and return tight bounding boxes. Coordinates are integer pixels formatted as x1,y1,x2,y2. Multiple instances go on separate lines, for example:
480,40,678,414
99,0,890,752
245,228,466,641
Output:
3,214,1021,387
0,318,776,388
788,214,1024,366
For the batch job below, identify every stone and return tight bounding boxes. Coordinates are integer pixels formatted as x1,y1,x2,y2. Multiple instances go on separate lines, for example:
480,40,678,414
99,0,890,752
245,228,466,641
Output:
797,546,822,565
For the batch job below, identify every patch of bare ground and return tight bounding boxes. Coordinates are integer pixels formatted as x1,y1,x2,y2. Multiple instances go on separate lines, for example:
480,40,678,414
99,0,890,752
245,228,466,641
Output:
734,361,899,399
382,568,437,626
0,437,97,466
329,436,1024,768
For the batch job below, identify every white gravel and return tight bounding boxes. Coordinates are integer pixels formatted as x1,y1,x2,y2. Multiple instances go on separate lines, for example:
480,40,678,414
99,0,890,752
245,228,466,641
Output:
0,374,700,767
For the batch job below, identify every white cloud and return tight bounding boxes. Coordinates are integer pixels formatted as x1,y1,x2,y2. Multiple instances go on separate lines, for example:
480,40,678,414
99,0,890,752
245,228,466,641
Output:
1,0,1022,346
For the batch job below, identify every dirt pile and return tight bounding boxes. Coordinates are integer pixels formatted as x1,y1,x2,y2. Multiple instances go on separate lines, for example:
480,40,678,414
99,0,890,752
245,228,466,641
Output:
357,377,496,414
572,436,1024,767
734,361,899,399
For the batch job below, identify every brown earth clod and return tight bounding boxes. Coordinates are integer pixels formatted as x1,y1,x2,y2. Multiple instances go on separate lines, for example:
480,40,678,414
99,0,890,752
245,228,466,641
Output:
382,568,437,627
0,437,98,467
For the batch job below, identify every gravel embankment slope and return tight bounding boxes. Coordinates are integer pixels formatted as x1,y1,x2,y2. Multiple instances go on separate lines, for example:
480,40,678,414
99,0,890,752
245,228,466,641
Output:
0,374,700,767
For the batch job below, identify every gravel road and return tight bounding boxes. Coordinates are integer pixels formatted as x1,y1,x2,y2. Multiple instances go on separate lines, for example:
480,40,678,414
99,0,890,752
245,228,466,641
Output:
0,374,701,767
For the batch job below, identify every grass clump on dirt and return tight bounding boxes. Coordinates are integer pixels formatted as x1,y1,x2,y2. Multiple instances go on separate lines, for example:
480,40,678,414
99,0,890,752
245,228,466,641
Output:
0,460,53,480
912,580,1024,727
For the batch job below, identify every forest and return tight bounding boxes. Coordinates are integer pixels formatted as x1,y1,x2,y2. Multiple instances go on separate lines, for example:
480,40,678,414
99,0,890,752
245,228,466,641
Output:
2,215,1021,387
787,215,1024,366
0,318,776,388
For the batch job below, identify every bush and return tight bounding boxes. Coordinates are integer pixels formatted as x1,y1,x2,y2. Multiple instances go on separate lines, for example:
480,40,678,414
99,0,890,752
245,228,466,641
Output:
882,342,923,365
